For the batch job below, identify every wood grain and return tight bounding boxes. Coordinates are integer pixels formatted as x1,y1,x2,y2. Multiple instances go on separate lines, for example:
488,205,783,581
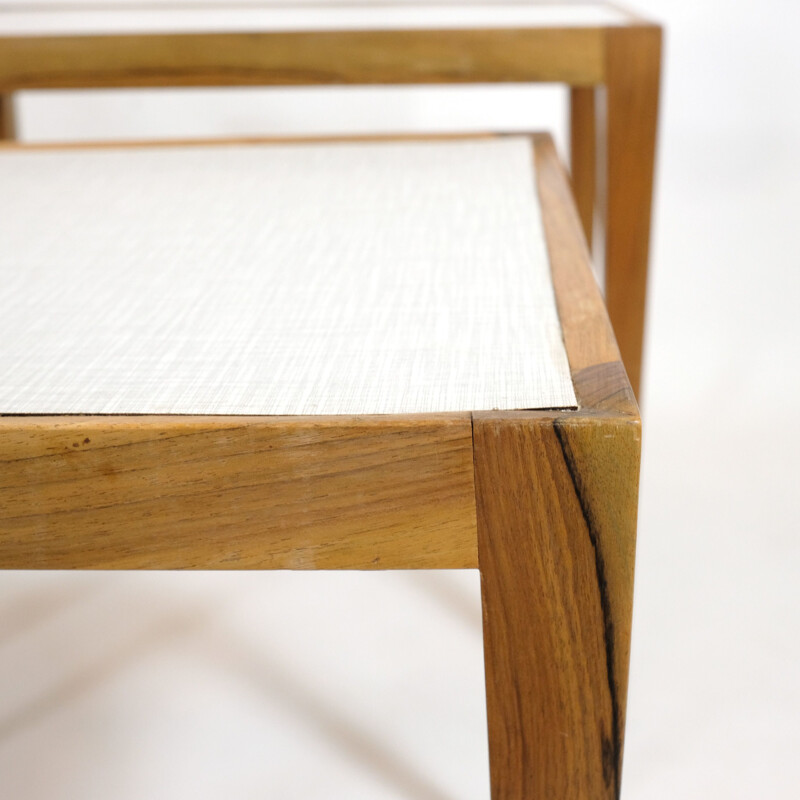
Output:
569,86,596,247
0,92,15,140
0,28,605,90
604,24,662,399
532,133,637,414
0,414,477,570
474,411,640,800
0,131,496,153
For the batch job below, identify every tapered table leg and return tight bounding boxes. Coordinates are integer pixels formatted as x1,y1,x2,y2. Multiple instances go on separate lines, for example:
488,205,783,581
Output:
0,93,16,140
604,26,662,398
570,86,597,248
475,411,640,799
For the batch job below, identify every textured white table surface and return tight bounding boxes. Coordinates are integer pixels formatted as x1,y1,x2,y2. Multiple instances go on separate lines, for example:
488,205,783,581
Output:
0,3,630,37
0,137,576,415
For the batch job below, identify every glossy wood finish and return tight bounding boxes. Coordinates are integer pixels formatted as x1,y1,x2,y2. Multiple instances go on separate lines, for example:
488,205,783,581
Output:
474,134,640,800
0,413,477,570
605,24,662,399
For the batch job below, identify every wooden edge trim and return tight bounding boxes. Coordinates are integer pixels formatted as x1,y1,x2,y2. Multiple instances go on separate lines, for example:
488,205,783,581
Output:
0,413,478,570
0,130,501,152
0,27,605,90
532,132,639,418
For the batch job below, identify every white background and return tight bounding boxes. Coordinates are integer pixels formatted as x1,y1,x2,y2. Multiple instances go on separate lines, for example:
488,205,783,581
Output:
2,2,800,798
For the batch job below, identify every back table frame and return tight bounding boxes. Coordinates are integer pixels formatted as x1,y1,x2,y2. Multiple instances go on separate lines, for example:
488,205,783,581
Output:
0,1,661,397
0,132,640,800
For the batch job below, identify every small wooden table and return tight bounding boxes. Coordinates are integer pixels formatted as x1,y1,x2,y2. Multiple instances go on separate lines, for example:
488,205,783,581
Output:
0,133,641,800
0,1,661,396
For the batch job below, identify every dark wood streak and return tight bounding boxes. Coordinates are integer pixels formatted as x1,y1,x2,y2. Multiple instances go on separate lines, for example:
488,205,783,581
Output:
554,418,622,798
474,411,636,800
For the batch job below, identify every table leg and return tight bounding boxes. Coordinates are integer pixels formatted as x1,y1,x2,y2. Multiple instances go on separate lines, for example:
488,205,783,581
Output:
604,26,662,399
0,93,16,140
569,86,597,249
474,412,640,799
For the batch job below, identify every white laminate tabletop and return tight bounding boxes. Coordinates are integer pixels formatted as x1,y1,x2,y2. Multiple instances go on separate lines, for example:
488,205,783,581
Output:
0,2,632,37
0,137,576,415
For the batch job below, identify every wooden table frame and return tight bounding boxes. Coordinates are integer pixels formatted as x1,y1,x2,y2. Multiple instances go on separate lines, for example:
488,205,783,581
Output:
0,1,661,397
0,132,641,800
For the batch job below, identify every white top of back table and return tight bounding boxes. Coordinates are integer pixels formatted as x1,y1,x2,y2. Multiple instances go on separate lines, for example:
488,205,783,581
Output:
0,3,634,37
0,137,577,416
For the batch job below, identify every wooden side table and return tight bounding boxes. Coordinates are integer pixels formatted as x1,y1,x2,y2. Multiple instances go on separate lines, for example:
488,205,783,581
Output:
0,1,661,396
0,133,641,799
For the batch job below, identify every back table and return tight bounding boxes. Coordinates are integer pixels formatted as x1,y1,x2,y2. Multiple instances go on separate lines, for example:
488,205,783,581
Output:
0,1,662,397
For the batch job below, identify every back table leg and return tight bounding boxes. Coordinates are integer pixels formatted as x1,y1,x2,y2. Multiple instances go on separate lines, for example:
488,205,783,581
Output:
569,86,597,249
604,26,662,399
474,412,640,799
0,93,16,140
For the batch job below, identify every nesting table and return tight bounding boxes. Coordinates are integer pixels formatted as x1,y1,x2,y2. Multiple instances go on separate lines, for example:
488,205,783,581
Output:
0,1,661,396
0,133,640,798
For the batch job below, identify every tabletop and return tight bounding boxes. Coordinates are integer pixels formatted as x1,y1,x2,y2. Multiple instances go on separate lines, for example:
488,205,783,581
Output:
0,2,655,92
0,2,639,37
0,1,662,404
0,132,635,573
0,135,577,416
